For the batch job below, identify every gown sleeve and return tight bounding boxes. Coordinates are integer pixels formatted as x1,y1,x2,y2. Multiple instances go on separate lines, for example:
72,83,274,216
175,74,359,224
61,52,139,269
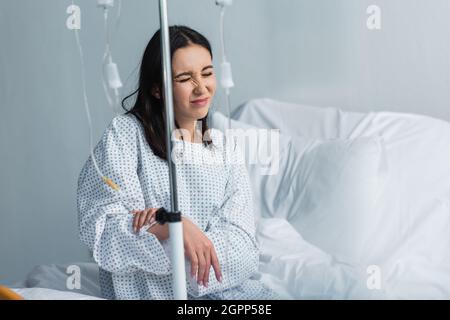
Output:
188,136,260,297
76,116,172,276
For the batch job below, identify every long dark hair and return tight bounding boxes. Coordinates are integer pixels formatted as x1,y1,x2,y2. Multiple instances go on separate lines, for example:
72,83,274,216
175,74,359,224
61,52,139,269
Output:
122,25,213,161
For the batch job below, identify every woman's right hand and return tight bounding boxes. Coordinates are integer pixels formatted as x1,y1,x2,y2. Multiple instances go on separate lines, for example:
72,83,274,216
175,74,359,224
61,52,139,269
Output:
131,209,222,287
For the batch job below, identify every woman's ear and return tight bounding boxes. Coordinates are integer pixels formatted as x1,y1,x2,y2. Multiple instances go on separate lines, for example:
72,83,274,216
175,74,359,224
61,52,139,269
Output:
151,87,161,99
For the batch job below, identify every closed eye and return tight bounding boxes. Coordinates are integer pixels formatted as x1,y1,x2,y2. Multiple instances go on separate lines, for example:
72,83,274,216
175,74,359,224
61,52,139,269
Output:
176,73,213,83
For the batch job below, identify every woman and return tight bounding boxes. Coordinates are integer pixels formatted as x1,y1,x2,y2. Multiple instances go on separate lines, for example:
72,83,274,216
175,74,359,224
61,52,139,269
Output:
77,25,278,300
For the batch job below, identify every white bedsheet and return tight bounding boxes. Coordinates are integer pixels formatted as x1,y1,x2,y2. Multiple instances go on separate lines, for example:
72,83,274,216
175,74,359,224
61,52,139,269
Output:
233,98,450,299
256,218,386,299
12,287,103,300
11,262,103,300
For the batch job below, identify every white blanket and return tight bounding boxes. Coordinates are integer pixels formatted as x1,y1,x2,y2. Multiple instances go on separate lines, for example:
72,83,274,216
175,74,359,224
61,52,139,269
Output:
233,98,450,299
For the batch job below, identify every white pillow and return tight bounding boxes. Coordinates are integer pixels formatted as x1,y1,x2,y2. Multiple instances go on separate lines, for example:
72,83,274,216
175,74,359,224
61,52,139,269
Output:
211,111,388,263
232,98,367,139
286,135,387,263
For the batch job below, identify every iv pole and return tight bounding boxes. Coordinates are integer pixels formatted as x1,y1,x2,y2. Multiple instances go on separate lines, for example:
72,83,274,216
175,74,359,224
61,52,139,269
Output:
158,0,187,300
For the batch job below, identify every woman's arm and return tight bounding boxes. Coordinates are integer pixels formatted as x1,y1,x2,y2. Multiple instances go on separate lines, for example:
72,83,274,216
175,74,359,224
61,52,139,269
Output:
77,116,172,276
132,210,223,286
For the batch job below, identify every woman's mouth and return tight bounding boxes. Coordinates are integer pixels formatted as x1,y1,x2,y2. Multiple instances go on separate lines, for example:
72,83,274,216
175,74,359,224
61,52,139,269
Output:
190,98,209,107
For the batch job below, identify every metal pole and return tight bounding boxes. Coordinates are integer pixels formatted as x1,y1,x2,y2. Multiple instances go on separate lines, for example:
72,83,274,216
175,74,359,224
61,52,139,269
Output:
158,0,187,300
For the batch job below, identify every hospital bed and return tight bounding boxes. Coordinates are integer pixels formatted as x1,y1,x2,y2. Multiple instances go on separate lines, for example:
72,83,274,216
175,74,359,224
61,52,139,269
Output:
5,98,450,300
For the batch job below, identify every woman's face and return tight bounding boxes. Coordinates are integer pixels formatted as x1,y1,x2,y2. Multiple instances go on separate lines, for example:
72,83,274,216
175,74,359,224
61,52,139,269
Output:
170,44,216,125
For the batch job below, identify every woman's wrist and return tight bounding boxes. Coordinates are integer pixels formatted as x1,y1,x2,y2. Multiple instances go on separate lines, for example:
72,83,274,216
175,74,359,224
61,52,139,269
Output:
148,216,192,241
147,222,169,241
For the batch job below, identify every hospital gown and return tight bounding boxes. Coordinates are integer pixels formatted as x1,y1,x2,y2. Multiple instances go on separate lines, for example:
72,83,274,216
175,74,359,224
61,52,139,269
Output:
76,114,279,300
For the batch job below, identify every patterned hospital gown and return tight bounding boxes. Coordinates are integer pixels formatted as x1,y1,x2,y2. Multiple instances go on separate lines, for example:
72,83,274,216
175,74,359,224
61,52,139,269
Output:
76,114,279,300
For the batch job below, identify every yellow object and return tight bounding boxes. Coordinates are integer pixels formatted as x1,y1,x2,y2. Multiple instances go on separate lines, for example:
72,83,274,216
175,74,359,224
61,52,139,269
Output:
0,285,24,300
102,176,119,190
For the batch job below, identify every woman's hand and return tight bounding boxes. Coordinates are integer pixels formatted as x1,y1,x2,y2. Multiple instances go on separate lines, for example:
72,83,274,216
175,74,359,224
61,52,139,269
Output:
132,208,169,241
131,208,158,234
131,209,222,287
182,216,222,287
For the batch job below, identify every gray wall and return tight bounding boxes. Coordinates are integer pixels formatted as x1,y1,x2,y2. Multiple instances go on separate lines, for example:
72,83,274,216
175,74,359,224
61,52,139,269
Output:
1,0,449,284
266,0,450,120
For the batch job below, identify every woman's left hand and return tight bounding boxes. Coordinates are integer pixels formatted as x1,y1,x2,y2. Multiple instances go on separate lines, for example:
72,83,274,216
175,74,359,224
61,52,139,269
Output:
131,208,158,233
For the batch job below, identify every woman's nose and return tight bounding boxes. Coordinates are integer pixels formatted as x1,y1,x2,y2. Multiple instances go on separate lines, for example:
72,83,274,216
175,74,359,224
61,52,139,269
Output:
193,79,208,95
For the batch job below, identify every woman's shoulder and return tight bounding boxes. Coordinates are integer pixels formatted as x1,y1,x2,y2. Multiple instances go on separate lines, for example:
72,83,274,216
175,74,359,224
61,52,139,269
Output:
208,127,223,143
104,113,146,140
110,113,141,131
208,127,233,152
208,127,245,165
209,127,240,151
97,114,146,151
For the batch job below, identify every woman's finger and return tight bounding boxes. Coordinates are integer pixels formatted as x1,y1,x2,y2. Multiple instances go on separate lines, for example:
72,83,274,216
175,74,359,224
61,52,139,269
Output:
203,247,211,288
210,246,222,283
196,250,206,287
133,211,142,233
144,208,156,226
137,210,149,231
188,248,198,280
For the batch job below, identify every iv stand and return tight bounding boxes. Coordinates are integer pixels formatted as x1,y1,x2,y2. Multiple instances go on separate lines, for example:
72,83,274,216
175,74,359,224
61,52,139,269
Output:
158,0,187,300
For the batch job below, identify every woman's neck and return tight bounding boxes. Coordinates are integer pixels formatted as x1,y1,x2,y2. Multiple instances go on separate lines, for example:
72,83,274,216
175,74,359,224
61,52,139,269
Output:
176,120,202,143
